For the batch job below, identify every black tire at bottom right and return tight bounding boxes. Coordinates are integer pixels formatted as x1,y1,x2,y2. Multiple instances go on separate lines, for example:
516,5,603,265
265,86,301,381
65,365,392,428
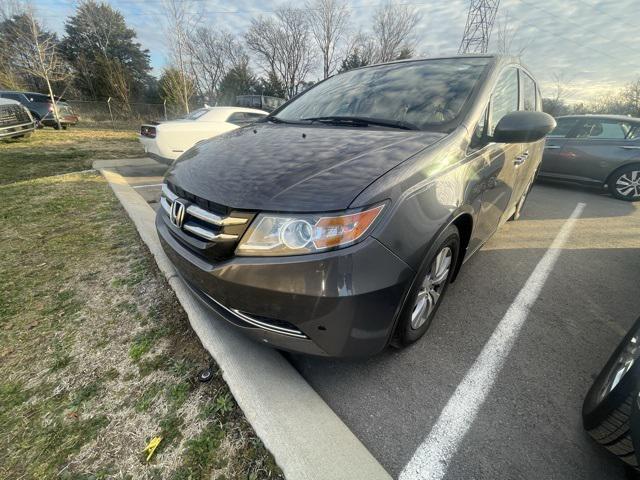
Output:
583,317,640,471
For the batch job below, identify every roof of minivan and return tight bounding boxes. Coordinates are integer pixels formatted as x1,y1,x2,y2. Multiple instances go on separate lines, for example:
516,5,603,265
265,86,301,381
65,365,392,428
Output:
358,54,519,70
558,114,640,123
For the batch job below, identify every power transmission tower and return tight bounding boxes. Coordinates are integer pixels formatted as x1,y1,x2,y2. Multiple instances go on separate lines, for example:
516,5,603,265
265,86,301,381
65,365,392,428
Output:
458,0,500,54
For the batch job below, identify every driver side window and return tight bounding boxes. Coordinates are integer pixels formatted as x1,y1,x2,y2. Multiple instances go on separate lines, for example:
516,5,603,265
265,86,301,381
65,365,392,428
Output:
489,68,519,136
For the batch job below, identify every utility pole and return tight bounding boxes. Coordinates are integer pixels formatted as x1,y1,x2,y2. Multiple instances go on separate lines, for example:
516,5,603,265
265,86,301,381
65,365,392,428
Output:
458,0,500,54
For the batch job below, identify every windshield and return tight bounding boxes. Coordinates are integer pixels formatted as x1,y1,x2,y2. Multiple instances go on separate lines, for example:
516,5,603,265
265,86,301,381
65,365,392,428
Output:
275,58,490,131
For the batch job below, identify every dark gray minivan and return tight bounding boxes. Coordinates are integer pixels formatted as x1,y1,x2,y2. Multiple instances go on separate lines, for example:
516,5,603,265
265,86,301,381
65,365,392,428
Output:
156,55,555,357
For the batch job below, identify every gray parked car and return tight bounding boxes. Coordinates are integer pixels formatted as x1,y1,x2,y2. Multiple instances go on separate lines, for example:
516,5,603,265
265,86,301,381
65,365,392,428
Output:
156,55,555,357
0,91,79,129
0,98,35,140
539,114,640,201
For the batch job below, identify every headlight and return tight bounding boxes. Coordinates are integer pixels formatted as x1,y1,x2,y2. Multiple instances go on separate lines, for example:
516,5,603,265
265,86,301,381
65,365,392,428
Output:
236,204,385,256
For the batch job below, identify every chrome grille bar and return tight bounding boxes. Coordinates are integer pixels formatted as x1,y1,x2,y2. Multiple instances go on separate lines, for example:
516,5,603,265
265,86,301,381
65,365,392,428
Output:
160,183,246,243
187,204,247,227
182,222,238,242
197,290,308,339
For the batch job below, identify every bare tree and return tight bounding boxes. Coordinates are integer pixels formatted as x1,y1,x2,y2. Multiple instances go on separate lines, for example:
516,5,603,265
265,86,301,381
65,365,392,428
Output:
102,58,131,115
246,7,314,98
307,0,350,79
159,67,195,113
541,73,572,116
372,1,421,63
186,27,244,102
163,0,197,113
493,10,528,58
8,10,69,128
621,78,640,117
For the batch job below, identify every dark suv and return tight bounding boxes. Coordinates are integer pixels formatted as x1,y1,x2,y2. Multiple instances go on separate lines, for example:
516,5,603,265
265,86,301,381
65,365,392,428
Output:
0,91,79,129
156,55,555,357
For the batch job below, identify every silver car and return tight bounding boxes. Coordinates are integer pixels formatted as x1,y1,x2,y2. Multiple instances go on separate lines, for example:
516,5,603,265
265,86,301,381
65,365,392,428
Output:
539,114,640,201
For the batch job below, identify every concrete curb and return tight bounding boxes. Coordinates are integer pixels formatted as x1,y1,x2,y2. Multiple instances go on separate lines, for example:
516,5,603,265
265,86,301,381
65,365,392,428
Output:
96,163,392,480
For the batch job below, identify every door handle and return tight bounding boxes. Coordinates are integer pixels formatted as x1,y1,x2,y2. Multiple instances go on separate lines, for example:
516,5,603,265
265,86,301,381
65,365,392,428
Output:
514,151,529,166
620,145,640,150
544,145,561,149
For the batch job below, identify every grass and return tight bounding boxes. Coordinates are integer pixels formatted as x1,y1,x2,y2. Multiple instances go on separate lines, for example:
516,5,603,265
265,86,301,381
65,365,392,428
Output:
0,129,283,479
0,128,143,185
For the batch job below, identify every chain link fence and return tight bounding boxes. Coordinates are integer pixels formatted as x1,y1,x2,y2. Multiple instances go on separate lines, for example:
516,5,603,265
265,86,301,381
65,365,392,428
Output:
66,100,188,130
66,95,285,130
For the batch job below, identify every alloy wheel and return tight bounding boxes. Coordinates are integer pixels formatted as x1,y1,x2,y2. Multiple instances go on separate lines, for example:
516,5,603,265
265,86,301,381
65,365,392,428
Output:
615,170,640,199
411,246,452,330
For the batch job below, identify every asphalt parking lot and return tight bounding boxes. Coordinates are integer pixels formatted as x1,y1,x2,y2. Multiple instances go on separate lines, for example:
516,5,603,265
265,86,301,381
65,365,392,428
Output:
118,158,640,479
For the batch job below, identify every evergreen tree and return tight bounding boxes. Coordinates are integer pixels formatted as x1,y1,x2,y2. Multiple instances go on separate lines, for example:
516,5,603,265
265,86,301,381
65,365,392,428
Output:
217,61,260,105
60,0,152,101
258,71,287,99
338,48,369,73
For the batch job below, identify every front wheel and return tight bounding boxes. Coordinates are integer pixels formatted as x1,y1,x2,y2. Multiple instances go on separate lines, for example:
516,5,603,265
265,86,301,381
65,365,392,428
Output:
609,166,640,201
394,225,460,347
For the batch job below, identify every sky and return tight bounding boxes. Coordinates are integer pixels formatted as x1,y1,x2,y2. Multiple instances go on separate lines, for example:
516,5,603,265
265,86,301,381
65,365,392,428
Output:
29,0,640,103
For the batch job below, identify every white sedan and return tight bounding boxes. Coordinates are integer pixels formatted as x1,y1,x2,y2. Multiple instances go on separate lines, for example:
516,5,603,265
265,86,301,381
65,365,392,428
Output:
139,106,268,163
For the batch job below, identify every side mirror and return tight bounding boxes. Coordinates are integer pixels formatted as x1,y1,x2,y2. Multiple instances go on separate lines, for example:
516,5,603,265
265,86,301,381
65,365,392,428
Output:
493,111,557,143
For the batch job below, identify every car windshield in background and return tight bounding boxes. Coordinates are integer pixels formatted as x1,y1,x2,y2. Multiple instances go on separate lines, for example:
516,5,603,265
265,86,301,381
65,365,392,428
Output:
274,57,490,131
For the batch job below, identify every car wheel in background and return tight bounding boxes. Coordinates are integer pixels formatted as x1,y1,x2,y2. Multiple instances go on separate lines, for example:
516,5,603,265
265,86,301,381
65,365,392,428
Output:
583,317,640,470
608,165,640,202
31,112,43,129
394,224,460,347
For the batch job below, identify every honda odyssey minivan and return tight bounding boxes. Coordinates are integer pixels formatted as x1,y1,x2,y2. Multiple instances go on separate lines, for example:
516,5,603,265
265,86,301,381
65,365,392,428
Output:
156,55,556,357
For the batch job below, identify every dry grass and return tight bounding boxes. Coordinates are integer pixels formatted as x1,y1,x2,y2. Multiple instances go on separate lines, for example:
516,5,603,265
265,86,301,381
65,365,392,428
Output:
0,132,283,479
0,128,143,185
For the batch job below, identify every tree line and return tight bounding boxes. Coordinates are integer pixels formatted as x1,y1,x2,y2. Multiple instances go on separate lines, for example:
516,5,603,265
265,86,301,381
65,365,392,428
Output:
1,0,638,120
160,0,421,112
0,0,421,116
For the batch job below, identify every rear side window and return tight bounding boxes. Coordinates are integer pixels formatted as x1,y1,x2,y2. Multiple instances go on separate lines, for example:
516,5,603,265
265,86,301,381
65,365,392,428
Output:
489,68,519,135
575,119,633,139
227,112,247,125
227,112,265,125
521,72,537,111
549,117,579,138
244,112,266,121
28,94,52,103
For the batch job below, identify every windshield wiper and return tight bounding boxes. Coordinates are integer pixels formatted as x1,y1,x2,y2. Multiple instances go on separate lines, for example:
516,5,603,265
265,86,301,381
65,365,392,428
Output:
264,115,309,125
301,116,419,131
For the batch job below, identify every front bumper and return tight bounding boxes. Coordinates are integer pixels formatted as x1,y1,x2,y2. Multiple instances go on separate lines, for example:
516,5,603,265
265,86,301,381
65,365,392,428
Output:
156,211,415,357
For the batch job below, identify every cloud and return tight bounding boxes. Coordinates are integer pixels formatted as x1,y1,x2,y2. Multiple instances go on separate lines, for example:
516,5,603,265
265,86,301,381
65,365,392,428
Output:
34,0,640,100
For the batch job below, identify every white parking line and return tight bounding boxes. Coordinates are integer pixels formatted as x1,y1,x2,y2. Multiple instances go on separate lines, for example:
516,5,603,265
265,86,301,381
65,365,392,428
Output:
400,202,587,480
132,183,164,189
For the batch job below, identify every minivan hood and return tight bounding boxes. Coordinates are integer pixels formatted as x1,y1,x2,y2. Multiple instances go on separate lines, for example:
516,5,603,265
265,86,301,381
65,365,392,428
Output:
166,123,446,212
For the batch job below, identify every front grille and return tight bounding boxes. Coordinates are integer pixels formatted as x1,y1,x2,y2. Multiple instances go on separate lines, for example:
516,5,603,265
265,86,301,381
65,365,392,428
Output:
0,105,31,127
167,182,229,216
160,183,255,261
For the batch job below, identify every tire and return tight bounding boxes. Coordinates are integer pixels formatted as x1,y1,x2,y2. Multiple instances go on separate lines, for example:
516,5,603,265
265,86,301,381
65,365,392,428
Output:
608,165,640,202
62,125,68,130
394,224,460,347
583,317,640,470
53,123,61,130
